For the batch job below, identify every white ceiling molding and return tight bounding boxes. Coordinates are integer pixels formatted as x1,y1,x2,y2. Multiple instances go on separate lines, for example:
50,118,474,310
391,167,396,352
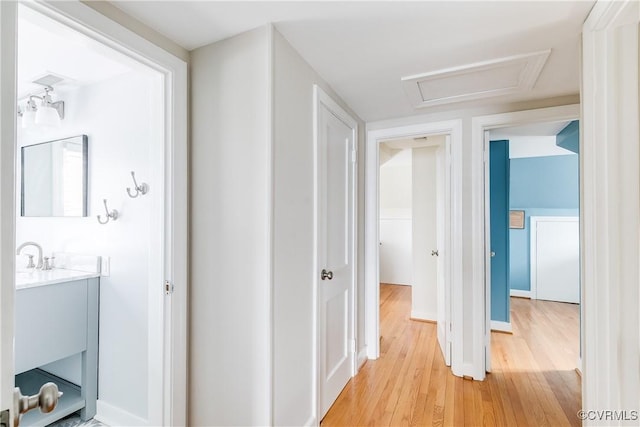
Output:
401,50,551,109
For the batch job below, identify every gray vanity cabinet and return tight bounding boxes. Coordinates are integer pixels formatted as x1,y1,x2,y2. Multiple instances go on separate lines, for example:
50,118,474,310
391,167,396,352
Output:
15,277,99,426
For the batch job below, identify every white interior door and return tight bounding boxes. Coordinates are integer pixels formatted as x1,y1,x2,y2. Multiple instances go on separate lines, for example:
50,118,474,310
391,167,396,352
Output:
531,217,580,304
0,1,17,424
316,88,356,420
435,142,451,365
411,147,438,322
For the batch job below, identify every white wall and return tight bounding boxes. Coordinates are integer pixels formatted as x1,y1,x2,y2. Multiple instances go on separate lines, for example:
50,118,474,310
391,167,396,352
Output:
411,146,438,321
190,27,272,426
16,70,162,421
272,28,365,426
379,149,412,285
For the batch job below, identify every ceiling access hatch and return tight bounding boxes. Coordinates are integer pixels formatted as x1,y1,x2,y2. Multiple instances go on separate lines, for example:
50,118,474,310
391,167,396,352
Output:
401,50,551,109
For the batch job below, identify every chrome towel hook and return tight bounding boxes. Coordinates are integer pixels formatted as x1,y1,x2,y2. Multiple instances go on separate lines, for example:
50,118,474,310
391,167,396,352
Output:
97,199,118,224
126,171,149,198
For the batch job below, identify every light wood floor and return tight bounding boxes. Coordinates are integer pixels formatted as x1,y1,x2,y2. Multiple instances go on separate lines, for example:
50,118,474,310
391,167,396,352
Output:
321,284,581,427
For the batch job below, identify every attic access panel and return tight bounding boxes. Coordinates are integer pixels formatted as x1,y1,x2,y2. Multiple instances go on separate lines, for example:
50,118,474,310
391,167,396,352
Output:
401,50,550,108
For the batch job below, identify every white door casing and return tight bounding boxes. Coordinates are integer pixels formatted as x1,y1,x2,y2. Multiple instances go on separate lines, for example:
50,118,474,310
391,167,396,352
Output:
314,86,357,420
0,2,188,425
582,1,640,418
366,121,462,377
0,0,17,423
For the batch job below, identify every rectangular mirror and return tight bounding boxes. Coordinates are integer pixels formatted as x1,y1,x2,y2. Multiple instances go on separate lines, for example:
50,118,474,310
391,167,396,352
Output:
21,135,88,217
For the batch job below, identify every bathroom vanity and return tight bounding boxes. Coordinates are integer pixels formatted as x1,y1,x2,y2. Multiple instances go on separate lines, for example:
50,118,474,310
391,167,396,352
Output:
15,269,99,427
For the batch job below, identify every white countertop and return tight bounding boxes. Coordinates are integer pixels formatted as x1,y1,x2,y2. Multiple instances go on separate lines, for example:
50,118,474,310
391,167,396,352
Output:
16,269,100,290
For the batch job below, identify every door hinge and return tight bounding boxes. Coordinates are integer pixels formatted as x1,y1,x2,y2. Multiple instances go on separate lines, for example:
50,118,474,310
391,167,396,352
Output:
351,149,357,163
164,280,174,295
350,339,356,353
0,409,9,427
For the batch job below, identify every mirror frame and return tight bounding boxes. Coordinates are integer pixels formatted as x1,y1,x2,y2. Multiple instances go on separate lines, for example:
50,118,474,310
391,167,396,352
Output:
20,134,88,217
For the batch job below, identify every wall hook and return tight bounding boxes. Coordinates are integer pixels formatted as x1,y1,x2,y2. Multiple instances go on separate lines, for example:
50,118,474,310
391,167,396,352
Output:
97,199,118,224
126,171,149,198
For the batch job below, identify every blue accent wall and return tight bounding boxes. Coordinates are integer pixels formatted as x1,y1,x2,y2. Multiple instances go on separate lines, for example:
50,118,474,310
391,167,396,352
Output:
509,155,579,291
490,141,510,323
556,120,579,154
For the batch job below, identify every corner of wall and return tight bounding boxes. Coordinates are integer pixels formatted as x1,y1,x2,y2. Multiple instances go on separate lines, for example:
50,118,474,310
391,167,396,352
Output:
80,1,189,62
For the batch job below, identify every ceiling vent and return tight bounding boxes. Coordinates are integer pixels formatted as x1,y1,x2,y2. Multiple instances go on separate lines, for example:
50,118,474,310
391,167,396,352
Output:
32,73,65,87
401,50,551,109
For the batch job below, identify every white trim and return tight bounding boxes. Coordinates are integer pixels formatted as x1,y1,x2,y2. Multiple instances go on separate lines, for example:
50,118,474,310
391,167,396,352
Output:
366,119,463,377
95,400,148,427
509,289,531,298
0,1,17,422
313,85,358,423
266,24,275,426
582,1,640,418
357,347,368,371
471,104,580,381
490,321,512,333
529,216,579,301
303,415,317,427
17,2,189,425
410,311,437,322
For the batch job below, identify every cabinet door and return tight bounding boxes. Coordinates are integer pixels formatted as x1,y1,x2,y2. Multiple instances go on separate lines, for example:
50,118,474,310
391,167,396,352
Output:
15,280,88,374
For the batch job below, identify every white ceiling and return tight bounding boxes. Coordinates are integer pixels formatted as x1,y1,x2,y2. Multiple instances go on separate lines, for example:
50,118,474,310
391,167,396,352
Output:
111,1,595,122
18,5,136,100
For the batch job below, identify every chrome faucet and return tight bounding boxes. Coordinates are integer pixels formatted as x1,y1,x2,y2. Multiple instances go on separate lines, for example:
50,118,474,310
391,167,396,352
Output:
17,242,44,270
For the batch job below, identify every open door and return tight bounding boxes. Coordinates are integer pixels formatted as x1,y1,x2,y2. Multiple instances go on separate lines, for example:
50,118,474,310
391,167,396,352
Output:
0,1,18,424
436,139,451,366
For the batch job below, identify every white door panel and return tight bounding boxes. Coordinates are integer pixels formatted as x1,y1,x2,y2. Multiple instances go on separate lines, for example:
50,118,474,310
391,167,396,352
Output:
317,90,356,420
532,218,580,304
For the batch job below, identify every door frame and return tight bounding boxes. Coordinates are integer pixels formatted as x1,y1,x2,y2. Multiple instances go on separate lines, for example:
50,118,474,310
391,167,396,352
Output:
582,0,640,416
471,104,580,379
365,119,463,377
313,85,358,424
0,2,188,425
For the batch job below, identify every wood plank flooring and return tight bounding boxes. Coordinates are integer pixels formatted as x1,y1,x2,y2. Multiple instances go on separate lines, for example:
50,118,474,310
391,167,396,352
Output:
321,284,581,427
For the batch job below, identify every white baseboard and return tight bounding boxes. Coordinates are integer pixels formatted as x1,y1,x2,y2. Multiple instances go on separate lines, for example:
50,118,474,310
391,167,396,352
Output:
490,320,513,333
410,310,436,322
510,289,531,298
303,415,317,427
357,347,368,370
96,400,148,426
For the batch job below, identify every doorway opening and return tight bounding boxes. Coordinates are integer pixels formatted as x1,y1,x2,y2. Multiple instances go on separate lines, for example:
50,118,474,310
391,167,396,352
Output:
2,2,188,426
487,120,580,364
365,119,463,377
378,135,448,362
485,119,581,408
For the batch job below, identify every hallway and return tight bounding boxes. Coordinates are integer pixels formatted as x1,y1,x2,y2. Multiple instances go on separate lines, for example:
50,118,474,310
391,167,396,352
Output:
321,284,581,426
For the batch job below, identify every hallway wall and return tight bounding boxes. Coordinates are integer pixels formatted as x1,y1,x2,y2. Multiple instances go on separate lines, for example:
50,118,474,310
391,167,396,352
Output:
190,27,272,426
